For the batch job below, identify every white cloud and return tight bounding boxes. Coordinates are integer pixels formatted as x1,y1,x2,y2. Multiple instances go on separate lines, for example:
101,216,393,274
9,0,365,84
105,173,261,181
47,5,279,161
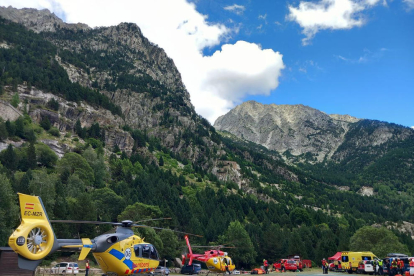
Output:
0,0,285,123
335,48,387,63
287,0,382,45
223,4,245,15
200,41,284,104
258,13,267,20
402,0,414,10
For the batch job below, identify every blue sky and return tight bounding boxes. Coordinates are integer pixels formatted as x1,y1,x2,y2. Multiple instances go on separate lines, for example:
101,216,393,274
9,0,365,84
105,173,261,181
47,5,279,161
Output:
194,0,414,127
1,0,413,127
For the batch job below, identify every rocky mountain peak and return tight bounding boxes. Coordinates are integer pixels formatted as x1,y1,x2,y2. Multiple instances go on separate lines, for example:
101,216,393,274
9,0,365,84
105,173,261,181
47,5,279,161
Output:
329,114,360,123
0,6,89,33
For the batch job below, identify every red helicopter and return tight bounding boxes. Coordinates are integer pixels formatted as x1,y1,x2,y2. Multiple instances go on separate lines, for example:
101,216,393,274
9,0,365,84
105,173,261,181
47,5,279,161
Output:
181,236,236,275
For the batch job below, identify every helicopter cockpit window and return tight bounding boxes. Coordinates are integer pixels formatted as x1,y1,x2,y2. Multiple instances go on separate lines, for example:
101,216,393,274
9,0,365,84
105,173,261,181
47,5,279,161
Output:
134,245,141,257
142,244,151,258
150,245,159,260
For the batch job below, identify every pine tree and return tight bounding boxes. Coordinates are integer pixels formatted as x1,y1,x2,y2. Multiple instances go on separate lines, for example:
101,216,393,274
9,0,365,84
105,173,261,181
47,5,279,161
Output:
11,92,19,107
5,120,15,137
27,142,37,169
0,122,8,141
159,156,164,166
74,119,83,137
40,116,51,130
19,169,33,194
2,144,17,171
15,117,24,138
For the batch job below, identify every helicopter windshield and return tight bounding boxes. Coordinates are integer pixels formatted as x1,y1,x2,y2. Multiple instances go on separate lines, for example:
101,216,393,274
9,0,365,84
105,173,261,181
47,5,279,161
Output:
134,244,159,260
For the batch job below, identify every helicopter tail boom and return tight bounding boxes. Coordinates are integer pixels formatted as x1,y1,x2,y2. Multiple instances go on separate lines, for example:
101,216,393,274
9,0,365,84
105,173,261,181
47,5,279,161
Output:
184,235,194,265
9,193,59,266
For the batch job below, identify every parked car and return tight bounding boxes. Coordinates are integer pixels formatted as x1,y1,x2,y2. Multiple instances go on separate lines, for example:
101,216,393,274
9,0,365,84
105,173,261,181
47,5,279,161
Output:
273,259,299,271
51,262,79,274
155,266,170,275
181,264,201,275
233,270,241,275
357,260,378,274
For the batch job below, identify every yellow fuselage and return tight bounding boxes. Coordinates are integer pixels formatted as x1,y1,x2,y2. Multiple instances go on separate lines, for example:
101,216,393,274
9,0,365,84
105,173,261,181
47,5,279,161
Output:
94,236,159,275
205,257,235,273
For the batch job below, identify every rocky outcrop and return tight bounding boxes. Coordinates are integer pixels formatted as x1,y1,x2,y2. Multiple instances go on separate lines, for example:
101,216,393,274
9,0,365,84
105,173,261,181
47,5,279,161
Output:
0,100,23,121
358,186,375,197
0,6,89,33
7,85,134,153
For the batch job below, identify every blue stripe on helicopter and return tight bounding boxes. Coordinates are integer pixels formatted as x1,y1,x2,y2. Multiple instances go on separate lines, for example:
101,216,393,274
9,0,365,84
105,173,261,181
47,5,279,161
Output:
83,245,93,248
109,249,124,260
123,259,134,270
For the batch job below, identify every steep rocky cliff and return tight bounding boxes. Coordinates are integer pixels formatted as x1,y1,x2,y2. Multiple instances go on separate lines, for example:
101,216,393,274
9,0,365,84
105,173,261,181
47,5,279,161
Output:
0,6,218,167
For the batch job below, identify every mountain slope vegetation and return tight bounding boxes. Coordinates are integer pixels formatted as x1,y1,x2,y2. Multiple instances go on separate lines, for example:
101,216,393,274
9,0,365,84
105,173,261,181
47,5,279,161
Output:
0,9,413,268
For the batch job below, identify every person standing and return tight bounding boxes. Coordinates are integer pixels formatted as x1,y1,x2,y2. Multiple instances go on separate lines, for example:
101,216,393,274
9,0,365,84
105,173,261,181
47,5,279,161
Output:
391,258,398,276
263,259,269,274
281,260,286,273
374,260,378,276
386,259,392,276
224,258,231,274
378,259,383,275
409,258,414,276
322,258,327,274
85,260,90,276
398,258,404,275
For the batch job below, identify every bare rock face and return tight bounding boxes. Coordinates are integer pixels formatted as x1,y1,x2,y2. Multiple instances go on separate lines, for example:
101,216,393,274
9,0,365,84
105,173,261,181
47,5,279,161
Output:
0,6,89,33
214,101,353,162
0,100,23,121
12,85,134,153
214,100,414,164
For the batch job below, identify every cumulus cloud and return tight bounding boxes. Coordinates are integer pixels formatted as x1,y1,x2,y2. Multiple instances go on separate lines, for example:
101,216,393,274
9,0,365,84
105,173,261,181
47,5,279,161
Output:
201,41,284,102
1,0,285,123
223,4,245,15
287,0,382,45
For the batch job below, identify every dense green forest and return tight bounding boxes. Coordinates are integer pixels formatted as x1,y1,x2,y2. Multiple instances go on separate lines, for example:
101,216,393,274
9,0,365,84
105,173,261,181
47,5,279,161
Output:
0,115,413,268
0,15,413,269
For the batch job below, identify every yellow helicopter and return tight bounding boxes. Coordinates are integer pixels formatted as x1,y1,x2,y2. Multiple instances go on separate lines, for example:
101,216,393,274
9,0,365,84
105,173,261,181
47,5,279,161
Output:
182,236,236,275
8,193,201,275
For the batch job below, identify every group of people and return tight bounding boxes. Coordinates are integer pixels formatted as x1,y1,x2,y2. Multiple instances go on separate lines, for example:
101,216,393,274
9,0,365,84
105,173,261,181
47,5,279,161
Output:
321,257,414,276
386,258,414,276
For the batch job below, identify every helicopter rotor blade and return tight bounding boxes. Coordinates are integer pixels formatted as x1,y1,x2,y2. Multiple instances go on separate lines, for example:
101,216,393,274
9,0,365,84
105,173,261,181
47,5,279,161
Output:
188,245,237,249
134,218,172,224
132,224,202,237
50,220,122,226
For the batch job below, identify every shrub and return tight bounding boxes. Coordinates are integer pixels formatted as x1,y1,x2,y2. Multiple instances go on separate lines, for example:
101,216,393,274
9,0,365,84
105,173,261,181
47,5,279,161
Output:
48,127,60,137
